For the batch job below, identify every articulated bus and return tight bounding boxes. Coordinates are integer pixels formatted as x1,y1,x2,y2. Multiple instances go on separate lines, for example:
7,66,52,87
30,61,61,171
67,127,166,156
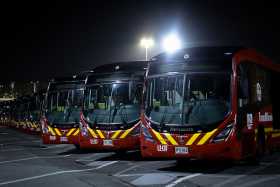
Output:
140,46,280,161
41,75,87,147
79,61,147,151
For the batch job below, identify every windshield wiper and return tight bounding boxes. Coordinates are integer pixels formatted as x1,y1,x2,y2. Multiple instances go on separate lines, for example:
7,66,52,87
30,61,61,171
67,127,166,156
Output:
159,107,167,132
120,104,128,125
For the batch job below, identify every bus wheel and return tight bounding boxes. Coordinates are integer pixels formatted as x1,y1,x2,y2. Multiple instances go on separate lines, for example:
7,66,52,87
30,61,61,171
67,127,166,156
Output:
176,158,190,166
114,150,126,156
74,144,80,150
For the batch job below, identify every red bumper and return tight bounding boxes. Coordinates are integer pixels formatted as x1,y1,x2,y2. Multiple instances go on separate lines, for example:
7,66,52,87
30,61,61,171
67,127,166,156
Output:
41,134,79,145
140,137,242,161
79,135,140,150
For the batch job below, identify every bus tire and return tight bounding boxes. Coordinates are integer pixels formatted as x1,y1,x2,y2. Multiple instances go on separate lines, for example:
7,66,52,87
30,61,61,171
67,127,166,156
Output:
74,144,80,150
176,158,190,165
114,150,126,156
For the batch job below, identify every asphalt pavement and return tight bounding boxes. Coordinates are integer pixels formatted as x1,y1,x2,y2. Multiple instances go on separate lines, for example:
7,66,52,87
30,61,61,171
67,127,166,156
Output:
1,125,280,187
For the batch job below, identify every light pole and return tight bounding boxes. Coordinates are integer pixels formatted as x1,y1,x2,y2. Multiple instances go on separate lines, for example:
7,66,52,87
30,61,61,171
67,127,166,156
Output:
140,37,154,61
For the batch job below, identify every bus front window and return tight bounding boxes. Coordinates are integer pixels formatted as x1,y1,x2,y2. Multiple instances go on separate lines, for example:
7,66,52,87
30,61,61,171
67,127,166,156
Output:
146,75,184,125
84,83,141,125
46,89,83,124
184,74,230,126
146,73,230,127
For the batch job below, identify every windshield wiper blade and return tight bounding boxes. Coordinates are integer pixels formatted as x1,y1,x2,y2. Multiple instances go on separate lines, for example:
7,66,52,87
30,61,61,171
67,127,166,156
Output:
120,104,128,125
159,107,167,132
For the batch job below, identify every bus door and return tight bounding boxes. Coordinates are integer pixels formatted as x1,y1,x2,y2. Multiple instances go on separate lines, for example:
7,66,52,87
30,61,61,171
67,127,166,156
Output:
237,63,256,157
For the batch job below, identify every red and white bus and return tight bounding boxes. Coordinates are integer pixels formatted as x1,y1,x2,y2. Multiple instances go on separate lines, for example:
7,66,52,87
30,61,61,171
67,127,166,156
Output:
140,46,280,161
41,75,87,148
79,62,147,151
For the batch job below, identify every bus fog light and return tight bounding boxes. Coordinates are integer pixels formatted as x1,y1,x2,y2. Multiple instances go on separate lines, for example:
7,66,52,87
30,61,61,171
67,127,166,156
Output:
81,127,88,137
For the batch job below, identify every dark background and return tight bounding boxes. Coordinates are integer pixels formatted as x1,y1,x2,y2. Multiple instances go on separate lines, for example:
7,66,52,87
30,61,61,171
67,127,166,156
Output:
1,0,279,82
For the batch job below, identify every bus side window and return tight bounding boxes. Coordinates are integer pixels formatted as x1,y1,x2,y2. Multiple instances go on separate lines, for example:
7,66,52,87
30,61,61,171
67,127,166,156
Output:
238,64,250,108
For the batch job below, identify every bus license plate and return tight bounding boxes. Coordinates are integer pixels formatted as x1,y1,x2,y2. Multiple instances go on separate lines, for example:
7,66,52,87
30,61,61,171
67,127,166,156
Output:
175,147,188,154
60,137,68,142
103,139,113,146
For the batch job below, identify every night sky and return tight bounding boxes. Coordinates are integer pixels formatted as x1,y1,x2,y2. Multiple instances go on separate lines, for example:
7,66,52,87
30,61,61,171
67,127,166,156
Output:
1,0,279,82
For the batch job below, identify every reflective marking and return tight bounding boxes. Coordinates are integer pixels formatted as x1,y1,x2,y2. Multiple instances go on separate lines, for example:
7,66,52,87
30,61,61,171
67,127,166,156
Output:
120,128,134,139
32,123,36,128
111,130,122,139
96,130,105,139
0,161,117,186
48,127,56,136
54,128,62,136
197,129,217,145
73,129,80,136
164,133,178,145
165,173,202,187
88,128,97,138
186,133,200,145
152,129,167,145
66,128,76,136
272,133,280,138
265,127,273,133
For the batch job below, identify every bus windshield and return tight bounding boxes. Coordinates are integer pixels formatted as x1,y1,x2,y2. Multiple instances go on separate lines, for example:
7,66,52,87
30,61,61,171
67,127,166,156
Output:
46,89,83,124
145,73,230,127
84,82,142,125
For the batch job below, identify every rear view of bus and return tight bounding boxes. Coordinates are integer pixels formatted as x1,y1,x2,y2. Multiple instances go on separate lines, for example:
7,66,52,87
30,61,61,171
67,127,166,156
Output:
79,62,146,151
41,75,86,147
141,47,241,160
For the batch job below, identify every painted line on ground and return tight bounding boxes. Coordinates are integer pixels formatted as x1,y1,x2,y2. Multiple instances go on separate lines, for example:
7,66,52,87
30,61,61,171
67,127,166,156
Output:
0,160,118,186
0,148,25,152
114,164,141,176
118,173,144,177
165,173,202,187
214,158,280,187
238,175,280,187
0,154,71,164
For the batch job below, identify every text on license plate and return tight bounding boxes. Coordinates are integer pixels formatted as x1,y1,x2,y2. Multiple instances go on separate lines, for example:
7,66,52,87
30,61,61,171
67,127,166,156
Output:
60,137,68,142
175,147,188,154
103,139,113,146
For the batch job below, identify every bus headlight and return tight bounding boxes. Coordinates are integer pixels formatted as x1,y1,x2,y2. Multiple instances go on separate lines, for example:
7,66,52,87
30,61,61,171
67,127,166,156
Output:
142,124,155,143
212,124,233,143
41,120,49,134
80,122,89,137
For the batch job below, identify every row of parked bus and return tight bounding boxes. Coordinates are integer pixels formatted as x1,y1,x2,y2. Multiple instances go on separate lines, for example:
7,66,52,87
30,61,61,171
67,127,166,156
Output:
2,46,280,161
1,93,44,134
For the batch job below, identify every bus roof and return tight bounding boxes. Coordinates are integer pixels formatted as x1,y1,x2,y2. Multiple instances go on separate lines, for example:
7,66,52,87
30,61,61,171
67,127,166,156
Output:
48,74,88,92
86,61,148,85
148,46,244,75
152,46,243,63
92,61,148,74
